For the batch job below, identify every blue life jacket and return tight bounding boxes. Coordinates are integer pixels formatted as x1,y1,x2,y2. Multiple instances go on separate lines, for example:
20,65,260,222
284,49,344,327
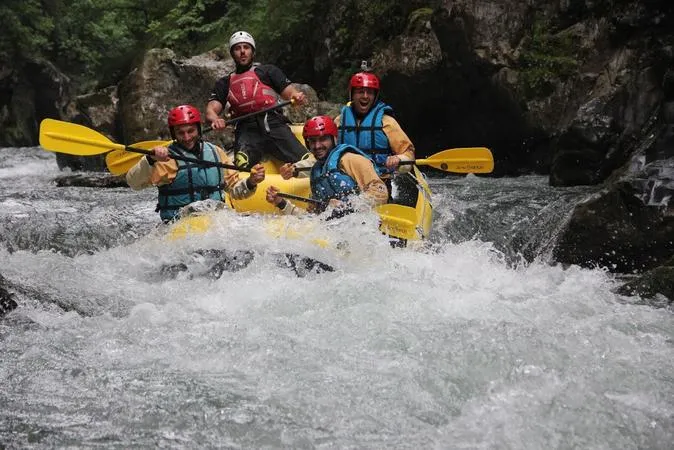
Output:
338,101,393,175
156,142,224,221
310,144,371,208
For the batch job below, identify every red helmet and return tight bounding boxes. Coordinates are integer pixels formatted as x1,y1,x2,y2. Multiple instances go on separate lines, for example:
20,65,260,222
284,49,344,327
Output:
168,105,201,127
349,72,380,91
303,116,338,140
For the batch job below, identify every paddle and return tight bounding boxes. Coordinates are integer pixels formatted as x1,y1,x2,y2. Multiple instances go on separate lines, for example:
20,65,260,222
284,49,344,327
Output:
277,192,322,205
40,119,246,172
104,127,211,176
105,140,172,175
295,147,494,174
104,99,294,175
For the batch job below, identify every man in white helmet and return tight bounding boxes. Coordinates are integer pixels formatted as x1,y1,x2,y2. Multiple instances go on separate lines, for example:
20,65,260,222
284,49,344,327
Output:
206,31,311,171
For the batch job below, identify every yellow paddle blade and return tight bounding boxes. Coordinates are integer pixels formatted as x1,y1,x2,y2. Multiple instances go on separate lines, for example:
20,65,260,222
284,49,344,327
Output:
416,147,494,173
39,118,125,155
376,204,421,241
105,140,172,176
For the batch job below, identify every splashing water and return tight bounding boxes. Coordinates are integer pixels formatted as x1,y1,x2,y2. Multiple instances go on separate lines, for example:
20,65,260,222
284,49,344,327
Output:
1,147,672,448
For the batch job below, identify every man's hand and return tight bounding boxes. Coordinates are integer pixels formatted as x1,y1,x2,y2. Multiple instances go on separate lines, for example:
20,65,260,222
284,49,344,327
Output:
327,198,344,209
265,185,283,206
150,146,170,162
279,163,296,180
206,100,227,130
385,155,401,171
248,163,265,186
210,118,228,130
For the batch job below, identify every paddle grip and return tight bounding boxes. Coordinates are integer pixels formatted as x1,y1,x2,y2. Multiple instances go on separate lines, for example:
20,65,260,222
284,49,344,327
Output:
277,192,323,205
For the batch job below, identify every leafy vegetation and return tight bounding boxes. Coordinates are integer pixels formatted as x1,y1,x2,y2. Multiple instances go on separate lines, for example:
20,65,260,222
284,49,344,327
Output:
518,19,580,98
0,0,55,63
1,0,172,88
1,0,439,97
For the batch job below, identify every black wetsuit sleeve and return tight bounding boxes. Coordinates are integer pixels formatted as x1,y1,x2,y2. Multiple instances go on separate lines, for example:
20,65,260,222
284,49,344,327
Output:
255,65,292,94
208,76,230,104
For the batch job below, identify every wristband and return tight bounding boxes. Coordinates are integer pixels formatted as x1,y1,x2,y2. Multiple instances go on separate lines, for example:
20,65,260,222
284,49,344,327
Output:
245,178,256,190
277,199,287,210
146,155,156,166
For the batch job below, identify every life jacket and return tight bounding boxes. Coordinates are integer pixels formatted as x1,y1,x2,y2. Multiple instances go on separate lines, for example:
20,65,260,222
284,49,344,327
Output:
156,142,224,222
310,144,371,208
338,101,393,176
227,65,280,117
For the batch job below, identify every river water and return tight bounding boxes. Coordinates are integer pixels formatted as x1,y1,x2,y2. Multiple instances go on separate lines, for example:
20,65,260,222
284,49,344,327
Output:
1,147,672,448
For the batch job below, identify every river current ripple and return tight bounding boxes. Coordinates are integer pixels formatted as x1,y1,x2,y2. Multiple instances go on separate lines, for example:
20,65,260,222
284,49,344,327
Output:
1,147,672,448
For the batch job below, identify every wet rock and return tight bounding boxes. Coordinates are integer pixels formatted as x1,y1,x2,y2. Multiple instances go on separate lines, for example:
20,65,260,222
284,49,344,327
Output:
118,49,237,149
55,85,120,172
618,255,674,306
153,249,255,281
53,173,128,188
550,98,620,186
277,253,335,277
553,182,674,273
0,273,18,317
630,128,674,206
0,60,71,147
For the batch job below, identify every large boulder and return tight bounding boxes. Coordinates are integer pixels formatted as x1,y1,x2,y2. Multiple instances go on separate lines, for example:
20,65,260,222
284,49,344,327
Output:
618,255,674,305
553,182,674,273
118,48,229,144
55,85,120,172
0,273,18,317
550,57,665,186
0,60,71,147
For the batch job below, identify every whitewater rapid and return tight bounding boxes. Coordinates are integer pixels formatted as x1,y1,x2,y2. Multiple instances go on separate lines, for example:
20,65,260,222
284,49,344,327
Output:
1,147,672,448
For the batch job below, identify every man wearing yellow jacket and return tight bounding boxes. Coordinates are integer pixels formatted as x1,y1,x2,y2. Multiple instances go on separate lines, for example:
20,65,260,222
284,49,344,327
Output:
126,104,265,222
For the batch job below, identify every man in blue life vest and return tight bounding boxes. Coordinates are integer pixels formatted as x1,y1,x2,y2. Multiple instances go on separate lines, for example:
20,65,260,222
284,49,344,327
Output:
336,71,415,175
205,31,312,172
278,70,418,206
126,105,265,222
265,115,388,216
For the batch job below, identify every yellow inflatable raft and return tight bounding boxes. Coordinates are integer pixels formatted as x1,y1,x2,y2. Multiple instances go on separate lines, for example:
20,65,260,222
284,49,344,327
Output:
171,125,433,243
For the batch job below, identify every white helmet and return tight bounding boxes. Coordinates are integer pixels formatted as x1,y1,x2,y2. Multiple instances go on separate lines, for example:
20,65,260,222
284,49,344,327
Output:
229,31,256,51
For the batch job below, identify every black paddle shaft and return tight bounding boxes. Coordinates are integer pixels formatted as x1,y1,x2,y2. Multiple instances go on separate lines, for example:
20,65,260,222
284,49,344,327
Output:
124,145,247,172
277,192,323,205
125,99,294,172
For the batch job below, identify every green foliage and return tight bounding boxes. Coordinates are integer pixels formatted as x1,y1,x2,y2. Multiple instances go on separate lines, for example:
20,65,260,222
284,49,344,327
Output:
325,63,360,103
147,0,227,55
1,0,442,97
0,0,54,62
353,0,407,51
518,19,580,98
49,0,163,85
1,0,176,88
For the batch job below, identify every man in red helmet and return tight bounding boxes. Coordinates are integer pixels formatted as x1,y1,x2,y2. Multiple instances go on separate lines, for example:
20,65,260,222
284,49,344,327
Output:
335,71,415,175
278,70,418,205
127,104,265,222
265,115,388,216
205,31,312,171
